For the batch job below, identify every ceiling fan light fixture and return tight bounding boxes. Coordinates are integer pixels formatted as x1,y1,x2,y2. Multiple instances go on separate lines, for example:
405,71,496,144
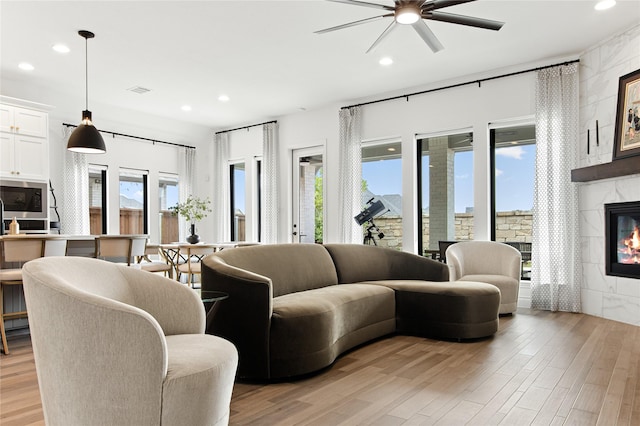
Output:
395,5,421,25
68,29,106,154
594,0,616,11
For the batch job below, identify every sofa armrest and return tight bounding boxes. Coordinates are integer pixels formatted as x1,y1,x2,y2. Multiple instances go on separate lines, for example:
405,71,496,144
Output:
202,256,273,378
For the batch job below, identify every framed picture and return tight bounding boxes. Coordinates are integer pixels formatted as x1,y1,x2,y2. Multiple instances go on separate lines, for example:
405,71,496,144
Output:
613,68,640,160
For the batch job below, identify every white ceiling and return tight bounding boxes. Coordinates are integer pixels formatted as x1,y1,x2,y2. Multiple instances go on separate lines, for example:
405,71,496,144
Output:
2,0,639,131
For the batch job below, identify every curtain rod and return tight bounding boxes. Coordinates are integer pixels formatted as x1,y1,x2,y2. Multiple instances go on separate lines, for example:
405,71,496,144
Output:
62,123,196,149
341,59,580,110
215,120,277,135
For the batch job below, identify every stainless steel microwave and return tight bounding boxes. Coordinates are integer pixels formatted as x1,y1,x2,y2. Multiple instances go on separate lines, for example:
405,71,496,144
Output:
0,180,48,220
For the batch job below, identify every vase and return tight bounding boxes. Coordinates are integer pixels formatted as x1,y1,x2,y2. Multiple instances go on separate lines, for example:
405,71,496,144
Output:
186,223,200,244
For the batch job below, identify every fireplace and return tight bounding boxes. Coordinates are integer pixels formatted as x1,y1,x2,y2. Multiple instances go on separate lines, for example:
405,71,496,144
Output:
605,202,640,279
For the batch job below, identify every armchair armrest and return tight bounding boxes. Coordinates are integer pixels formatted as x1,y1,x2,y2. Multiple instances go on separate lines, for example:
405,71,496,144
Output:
122,266,205,335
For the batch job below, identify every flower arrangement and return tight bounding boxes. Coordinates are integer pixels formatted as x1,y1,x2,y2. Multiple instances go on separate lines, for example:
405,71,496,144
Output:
169,195,212,224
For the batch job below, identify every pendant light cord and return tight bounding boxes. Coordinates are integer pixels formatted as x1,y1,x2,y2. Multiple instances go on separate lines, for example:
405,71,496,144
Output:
85,35,89,111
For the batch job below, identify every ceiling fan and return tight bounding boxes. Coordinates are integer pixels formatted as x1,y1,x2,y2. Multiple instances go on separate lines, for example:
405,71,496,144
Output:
315,0,504,53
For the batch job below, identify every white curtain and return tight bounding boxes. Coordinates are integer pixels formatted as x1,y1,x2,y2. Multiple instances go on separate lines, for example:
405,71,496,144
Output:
61,126,90,235
338,107,363,244
262,122,279,244
531,63,581,312
211,132,230,242
178,147,196,241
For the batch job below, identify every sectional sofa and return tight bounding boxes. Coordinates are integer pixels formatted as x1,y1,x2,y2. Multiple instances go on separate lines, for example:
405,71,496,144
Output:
201,243,500,379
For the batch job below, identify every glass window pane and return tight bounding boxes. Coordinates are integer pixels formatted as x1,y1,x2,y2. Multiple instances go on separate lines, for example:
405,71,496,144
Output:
88,167,105,235
493,124,535,279
419,131,473,257
361,141,402,249
159,174,179,244
119,171,146,234
231,163,246,241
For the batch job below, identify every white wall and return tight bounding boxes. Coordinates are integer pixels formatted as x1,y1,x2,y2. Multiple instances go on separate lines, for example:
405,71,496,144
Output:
577,24,640,326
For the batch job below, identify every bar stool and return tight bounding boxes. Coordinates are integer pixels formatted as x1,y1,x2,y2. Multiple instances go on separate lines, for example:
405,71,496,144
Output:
0,235,67,355
94,235,147,266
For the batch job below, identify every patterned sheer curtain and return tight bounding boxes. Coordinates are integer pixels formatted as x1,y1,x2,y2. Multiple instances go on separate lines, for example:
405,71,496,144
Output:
338,106,363,244
61,126,90,235
531,63,581,312
211,132,230,242
178,147,196,241
262,122,279,244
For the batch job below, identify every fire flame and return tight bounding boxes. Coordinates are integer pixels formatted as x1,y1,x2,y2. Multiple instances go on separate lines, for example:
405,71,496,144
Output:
619,225,640,264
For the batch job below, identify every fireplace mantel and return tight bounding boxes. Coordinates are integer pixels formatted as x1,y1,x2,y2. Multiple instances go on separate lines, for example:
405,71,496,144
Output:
571,156,640,182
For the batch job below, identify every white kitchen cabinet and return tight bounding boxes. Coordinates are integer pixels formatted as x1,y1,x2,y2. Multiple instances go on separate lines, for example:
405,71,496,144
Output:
0,104,48,138
0,100,49,181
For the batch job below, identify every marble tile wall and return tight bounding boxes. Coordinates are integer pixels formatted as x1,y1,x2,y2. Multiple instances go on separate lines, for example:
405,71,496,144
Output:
578,23,640,326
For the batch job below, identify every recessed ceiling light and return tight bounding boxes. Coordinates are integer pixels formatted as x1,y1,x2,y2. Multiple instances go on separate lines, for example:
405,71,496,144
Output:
181,105,192,112
18,62,34,71
52,44,70,53
379,57,393,66
218,94,230,102
387,147,396,152
595,0,616,10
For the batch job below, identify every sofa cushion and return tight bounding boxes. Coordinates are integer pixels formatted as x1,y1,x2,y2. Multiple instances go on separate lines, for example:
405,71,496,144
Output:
459,273,519,314
269,283,396,377
361,280,500,339
212,243,339,297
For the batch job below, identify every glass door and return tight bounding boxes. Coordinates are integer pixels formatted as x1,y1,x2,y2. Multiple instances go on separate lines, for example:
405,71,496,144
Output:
292,147,323,243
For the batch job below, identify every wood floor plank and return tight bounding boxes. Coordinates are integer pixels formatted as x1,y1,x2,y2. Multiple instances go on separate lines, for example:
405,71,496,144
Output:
1,310,639,426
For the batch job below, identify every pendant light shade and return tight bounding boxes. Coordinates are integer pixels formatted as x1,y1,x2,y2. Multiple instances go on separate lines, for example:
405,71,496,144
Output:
67,30,106,154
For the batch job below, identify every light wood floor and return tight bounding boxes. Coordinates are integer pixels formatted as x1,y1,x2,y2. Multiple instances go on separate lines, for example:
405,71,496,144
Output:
1,309,639,425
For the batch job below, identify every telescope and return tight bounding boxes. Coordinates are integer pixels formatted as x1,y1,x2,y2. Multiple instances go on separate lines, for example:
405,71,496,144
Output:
354,199,386,226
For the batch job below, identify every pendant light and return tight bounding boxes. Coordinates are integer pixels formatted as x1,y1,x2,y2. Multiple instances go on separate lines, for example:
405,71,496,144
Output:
67,30,106,154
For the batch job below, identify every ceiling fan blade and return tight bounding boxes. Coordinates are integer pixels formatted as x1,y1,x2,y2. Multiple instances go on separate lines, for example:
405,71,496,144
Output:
315,14,392,34
425,11,504,30
412,20,444,53
427,0,476,11
326,0,395,12
366,20,398,53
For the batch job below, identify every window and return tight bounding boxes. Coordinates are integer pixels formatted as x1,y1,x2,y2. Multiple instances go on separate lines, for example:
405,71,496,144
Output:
418,130,473,256
88,165,107,235
361,140,402,249
159,173,179,244
119,168,148,235
230,162,246,242
491,124,535,279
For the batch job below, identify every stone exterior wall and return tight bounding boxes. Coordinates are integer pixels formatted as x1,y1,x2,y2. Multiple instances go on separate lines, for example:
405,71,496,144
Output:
367,210,533,249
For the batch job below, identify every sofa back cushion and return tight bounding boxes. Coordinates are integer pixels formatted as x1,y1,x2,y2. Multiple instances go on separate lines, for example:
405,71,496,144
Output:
324,244,449,283
211,244,339,297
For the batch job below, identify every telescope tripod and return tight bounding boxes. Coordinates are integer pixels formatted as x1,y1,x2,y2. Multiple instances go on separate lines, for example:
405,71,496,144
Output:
363,220,379,245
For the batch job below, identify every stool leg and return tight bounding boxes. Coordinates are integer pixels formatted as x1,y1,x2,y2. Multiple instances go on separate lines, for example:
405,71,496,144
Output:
0,283,9,355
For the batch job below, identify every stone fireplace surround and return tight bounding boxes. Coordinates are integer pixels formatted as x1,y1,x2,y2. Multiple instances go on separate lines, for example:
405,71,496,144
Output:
577,23,639,326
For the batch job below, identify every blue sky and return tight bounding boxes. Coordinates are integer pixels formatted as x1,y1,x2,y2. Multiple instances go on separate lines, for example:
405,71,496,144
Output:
363,144,535,212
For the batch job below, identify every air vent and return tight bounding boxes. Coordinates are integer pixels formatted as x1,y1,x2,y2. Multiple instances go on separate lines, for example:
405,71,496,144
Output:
127,86,151,94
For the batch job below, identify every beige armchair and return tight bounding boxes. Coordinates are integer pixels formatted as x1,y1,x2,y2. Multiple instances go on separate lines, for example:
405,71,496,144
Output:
446,241,522,314
22,256,238,426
